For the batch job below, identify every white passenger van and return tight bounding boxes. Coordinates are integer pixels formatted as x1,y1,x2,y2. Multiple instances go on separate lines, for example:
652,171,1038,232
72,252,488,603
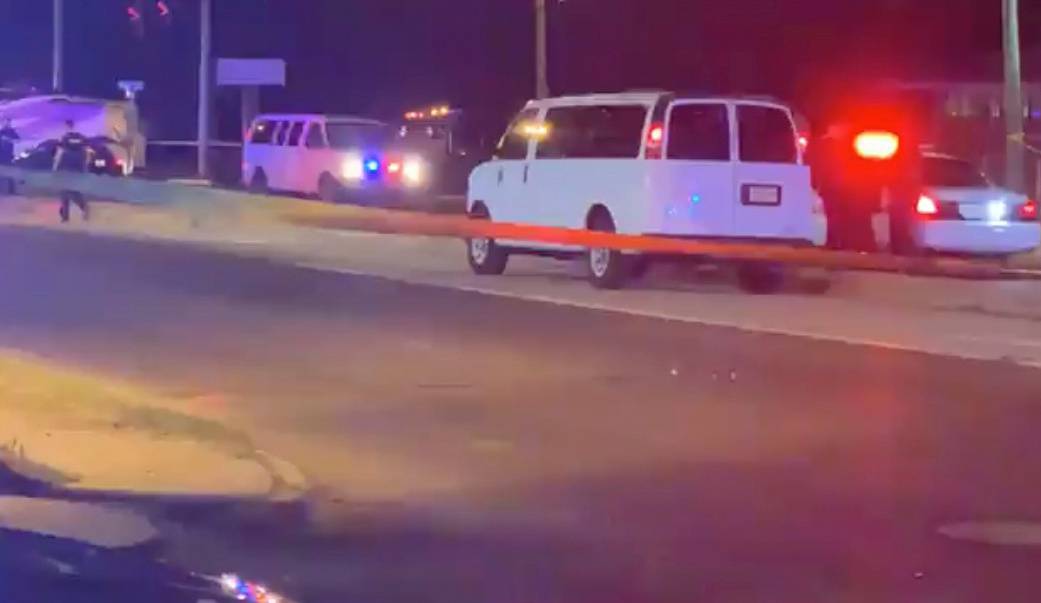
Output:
243,114,429,203
466,92,826,289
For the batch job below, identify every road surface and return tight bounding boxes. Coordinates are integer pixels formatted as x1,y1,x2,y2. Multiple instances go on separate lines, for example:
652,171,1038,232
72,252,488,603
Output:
1,224,1040,602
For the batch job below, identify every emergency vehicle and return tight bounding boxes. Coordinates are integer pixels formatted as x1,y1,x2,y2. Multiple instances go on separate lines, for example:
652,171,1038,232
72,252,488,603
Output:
242,113,429,203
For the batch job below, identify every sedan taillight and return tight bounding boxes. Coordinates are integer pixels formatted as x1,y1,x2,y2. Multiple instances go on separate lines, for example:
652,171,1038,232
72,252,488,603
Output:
1019,199,1038,221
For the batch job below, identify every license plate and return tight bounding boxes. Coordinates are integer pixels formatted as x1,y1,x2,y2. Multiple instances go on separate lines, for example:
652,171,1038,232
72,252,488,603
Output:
742,184,782,206
959,204,984,220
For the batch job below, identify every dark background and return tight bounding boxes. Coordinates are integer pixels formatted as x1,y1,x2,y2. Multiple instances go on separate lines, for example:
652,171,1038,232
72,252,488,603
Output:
1,0,1038,139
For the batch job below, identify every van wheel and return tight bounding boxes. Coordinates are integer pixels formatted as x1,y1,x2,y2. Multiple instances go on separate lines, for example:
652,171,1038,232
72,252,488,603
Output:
318,173,343,203
737,261,785,294
466,207,508,275
587,211,630,289
249,169,268,193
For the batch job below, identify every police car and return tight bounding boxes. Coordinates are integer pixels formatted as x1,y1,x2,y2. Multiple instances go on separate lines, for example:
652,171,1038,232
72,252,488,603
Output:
466,92,826,290
901,152,1040,256
242,113,429,203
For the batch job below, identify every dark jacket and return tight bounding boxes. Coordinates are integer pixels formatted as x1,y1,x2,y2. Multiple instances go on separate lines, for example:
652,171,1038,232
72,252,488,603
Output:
55,131,91,172
0,125,18,165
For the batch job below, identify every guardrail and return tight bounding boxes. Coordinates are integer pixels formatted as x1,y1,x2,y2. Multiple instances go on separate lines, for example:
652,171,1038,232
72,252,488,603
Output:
2,165,1039,282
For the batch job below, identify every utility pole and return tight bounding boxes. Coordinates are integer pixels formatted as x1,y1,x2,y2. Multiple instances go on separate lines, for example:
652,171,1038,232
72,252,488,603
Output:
535,0,549,99
1003,0,1025,191
52,0,64,92
198,0,213,179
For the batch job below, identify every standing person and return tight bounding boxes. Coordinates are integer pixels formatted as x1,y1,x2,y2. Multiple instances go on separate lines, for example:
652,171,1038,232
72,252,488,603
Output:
0,118,19,195
808,122,879,252
52,120,93,223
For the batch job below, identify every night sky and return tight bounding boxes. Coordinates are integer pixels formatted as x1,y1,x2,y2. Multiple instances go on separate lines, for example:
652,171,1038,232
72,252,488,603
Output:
1,0,1038,138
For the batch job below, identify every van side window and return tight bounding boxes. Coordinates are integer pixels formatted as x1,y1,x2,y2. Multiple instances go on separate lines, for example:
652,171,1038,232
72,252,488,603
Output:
273,121,290,146
495,109,539,160
250,120,276,144
304,123,326,149
287,122,305,147
537,105,646,159
738,105,797,163
667,104,730,161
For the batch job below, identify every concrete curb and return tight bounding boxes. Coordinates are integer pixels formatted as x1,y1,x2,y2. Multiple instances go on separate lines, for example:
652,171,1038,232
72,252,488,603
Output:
0,351,309,504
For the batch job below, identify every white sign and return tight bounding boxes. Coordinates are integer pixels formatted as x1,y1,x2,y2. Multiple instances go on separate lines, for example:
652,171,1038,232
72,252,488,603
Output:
118,80,145,94
217,59,286,87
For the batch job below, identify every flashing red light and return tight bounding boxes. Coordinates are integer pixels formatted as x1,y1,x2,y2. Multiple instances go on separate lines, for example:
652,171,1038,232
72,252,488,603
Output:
797,134,809,149
646,122,664,159
156,1,170,17
127,6,142,20
1020,199,1038,220
649,125,664,144
853,130,900,160
387,161,402,174
916,194,939,216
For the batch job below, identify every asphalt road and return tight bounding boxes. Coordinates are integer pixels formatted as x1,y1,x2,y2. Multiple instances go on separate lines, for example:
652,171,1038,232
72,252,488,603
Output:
2,225,1041,603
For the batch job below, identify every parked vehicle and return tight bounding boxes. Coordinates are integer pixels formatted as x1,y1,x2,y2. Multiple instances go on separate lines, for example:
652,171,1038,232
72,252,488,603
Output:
466,92,826,290
895,152,1040,256
13,136,127,177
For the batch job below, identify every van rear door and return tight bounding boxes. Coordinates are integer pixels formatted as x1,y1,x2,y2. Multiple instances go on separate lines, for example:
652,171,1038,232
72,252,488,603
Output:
659,101,734,236
732,103,815,242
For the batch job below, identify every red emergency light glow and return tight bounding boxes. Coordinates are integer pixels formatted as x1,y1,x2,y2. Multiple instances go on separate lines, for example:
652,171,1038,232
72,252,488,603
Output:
1020,199,1038,221
645,122,664,159
387,161,402,174
916,194,939,216
649,125,664,144
853,131,900,160
157,1,170,17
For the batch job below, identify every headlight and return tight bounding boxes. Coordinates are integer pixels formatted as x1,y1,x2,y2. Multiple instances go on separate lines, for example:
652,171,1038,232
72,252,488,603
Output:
341,156,364,180
402,158,423,185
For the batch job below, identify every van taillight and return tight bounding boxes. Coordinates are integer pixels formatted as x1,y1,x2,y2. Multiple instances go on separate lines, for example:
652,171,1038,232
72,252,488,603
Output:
645,122,664,159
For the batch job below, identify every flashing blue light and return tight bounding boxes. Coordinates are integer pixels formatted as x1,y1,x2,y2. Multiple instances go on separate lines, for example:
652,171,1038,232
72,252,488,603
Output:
690,194,701,204
365,159,380,173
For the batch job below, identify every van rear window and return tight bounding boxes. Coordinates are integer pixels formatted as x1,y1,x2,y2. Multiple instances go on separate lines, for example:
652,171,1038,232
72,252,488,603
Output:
737,105,797,163
537,105,646,159
667,104,730,161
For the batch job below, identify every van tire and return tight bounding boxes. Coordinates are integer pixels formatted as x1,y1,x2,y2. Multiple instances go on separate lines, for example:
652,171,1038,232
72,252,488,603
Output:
466,205,508,275
318,173,343,203
737,261,785,294
586,210,630,289
249,169,268,193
